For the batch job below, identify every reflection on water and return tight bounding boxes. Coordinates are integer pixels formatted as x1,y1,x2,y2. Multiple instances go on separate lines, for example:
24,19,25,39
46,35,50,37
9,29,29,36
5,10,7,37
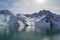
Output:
0,25,60,40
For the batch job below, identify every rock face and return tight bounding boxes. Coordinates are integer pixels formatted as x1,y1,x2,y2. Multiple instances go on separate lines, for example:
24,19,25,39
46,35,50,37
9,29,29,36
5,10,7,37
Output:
0,10,13,25
0,10,28,34
35,10,60,33
24,10,60,33
0,10,13,34
0,9,60,34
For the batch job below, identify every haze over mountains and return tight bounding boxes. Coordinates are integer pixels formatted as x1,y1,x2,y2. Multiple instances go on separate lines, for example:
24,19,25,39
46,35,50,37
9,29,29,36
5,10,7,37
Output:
0,9,60,34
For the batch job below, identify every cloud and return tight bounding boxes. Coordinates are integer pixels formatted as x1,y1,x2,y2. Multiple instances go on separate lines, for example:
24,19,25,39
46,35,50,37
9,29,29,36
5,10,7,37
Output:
0,0,19,10
0,0,60,14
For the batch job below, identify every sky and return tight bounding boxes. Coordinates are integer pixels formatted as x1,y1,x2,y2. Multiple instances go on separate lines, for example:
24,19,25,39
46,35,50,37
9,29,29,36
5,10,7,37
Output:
0,0,60,14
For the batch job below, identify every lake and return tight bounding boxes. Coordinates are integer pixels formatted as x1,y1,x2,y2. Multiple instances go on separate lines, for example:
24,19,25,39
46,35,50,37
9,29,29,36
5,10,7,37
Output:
0,25,60,40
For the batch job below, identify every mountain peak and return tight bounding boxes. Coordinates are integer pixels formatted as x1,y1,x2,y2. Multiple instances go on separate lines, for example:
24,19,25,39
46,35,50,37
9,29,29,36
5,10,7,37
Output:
38,9,53,16
0,10,13,15
25,9,54,18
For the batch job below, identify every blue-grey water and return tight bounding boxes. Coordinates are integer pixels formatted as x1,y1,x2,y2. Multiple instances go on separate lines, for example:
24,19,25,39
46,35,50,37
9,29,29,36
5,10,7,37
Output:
0,25,60,40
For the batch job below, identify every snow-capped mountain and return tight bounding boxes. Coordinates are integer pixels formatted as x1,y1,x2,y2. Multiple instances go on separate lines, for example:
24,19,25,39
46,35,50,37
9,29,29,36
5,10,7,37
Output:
0,10,14,34
24,10,60,33
0,9,60,34
0,10,28,34
0,10,13,25
35,10,60,33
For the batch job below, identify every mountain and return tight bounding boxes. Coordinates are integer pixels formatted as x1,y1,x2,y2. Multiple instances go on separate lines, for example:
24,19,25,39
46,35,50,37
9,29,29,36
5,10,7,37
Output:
0,10,13,15
25,10,52,18
0,10,13,25
24,10,60,34
0,10,28,34
0,10,14,34
0,9,60,34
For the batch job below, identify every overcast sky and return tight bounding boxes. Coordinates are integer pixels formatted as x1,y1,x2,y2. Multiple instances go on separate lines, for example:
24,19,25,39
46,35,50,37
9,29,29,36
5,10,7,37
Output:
0,0,60,14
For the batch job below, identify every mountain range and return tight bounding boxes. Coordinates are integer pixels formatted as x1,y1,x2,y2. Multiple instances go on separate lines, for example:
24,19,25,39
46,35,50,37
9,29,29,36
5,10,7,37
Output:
0,9,60,34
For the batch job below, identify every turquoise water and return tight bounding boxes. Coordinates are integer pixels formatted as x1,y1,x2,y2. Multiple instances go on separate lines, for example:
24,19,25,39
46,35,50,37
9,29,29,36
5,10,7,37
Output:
0,25,60,40
5,32,60,40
